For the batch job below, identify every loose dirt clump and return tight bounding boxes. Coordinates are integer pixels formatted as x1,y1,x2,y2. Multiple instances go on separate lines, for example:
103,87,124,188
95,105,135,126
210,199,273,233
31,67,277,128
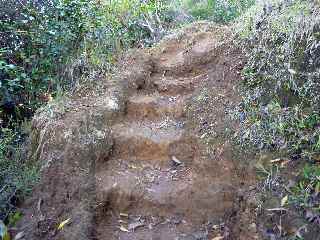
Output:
17,22,260,240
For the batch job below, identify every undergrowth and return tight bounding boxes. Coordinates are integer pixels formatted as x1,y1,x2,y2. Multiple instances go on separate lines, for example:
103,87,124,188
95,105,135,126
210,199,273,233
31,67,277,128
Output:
233,0,320,237
0,127,39,222
178,0,255,22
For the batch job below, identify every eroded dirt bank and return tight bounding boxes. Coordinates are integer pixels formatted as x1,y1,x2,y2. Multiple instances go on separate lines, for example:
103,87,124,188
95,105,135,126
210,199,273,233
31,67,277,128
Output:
17,22,259,240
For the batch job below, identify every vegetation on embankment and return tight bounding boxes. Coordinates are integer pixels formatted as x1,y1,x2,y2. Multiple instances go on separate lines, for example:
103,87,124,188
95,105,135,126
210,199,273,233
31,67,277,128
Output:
0,0,254,227
234,0,320,238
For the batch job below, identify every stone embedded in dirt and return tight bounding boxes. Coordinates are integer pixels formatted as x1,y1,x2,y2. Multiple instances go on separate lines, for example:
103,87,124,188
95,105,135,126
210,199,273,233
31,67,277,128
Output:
211,236,224,240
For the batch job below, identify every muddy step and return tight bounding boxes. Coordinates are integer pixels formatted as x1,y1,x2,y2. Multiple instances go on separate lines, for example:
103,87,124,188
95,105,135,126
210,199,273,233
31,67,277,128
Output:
96,159,237,219
153,31,217,76
95,160,237,239
96,220,212,240
152,76,195,95
151,74,207,95
111,121,187,161
126,93,186,120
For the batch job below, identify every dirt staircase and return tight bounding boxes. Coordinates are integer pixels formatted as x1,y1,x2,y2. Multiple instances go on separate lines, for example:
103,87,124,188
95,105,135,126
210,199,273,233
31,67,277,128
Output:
18,23,258,240
94,30,246,240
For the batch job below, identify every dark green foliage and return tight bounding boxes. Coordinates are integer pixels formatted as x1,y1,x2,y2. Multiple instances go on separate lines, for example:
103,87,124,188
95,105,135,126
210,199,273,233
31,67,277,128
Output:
234,0,320,224
0,127,38,221
0,0,169,118
177,0,255,23
290,164,320,211
235,0,320,161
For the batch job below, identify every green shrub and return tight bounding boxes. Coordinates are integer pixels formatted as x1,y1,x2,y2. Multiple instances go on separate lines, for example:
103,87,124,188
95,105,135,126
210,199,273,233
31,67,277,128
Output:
0,0,170,119
176,0,255,22
231,1,320,233
290,164,320,212
0,127,39,221
234,0,320,161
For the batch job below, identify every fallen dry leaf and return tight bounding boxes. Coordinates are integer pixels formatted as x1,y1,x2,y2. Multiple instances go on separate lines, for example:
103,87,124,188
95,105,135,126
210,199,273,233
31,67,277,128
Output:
212,236,224,240
119,225,129,232
172,156,182,165
281,195,288,206
266,208,287,212
280,160,290,167
212,224,220,230
270,158,291,168
57,218,71,230
14,232,25,240
120,213,129,218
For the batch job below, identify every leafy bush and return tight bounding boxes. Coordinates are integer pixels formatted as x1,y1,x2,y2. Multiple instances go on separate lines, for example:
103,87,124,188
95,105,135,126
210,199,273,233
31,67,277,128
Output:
235,0,320,161
0,127,39,221
233,0,320,228
0,0,171,119
290,164,320,214
175,0,255,23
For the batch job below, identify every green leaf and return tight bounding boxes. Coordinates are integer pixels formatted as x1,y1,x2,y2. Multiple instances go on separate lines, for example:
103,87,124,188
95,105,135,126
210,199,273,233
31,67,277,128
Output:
0,221,10,240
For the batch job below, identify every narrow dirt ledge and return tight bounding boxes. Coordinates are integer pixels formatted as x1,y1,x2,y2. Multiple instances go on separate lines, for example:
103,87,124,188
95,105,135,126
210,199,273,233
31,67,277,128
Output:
17,22,259,240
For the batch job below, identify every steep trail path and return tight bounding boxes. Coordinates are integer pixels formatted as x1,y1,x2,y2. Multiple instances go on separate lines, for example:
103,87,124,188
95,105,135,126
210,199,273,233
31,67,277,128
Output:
95,25,257,240
17,23,258,240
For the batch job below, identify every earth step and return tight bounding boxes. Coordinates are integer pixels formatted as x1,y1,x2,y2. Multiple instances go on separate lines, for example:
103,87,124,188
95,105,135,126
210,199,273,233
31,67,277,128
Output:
126,93,186,120
95,160,237,239
97,222,210,240
111,121,186,161
152,76,195,94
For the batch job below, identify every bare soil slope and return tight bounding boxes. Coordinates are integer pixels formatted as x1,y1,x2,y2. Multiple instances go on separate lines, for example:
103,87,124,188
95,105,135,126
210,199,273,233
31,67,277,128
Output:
17,22,259,240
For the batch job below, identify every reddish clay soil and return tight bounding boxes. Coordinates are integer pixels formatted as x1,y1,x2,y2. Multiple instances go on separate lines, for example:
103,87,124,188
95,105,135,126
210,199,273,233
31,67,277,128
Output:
17,23,259,240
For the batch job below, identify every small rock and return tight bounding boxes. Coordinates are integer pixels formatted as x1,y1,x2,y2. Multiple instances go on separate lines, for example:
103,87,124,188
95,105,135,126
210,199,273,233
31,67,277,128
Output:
128,221,145,231
192,231,208,240
249,223,257,232
172,156,183,166
212,236,224,240
14,232,25,240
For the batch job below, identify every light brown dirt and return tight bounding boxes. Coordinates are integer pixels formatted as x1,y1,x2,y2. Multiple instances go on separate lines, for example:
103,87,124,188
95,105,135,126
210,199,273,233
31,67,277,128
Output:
17,22,260,240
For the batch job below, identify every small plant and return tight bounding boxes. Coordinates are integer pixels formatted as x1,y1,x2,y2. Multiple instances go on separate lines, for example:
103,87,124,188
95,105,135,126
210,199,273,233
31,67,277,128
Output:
233,1,320,236
234,0,320,161
177,0,255,22
0,127,39,221
290,165,320,213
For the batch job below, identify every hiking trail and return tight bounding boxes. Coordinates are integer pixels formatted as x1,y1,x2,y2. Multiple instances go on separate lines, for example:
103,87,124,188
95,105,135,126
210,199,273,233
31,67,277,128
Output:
18,22,258,240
